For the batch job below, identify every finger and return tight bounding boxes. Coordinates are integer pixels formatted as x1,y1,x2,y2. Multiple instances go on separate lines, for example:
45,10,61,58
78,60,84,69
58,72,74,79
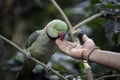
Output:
82,34,89,42
56,39,73,51
58,43,71,54
55,39,63,45
64,40,77,47
59,41,74,50
56,38,77,48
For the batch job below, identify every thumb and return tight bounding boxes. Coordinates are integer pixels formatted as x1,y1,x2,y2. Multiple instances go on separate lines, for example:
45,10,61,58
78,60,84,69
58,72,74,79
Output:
82,34,89,42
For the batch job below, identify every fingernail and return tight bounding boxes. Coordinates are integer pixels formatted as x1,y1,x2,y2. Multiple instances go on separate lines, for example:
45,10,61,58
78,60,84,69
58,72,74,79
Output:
83,34,87,37
82,34,86,39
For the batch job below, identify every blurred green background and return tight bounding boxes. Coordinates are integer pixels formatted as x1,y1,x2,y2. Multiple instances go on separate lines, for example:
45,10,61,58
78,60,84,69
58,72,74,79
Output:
0,0,120,80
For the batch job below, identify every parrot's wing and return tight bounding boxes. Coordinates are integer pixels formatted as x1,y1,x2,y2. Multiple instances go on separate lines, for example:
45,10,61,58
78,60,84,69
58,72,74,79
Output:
17,30,43,80
25,30,42,49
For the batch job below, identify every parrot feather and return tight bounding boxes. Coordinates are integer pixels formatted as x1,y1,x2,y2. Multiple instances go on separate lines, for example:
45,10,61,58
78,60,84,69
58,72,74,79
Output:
25,31,40,49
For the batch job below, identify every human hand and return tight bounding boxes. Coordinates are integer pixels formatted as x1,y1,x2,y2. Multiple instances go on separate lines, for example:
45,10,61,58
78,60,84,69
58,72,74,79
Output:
55,35,96,60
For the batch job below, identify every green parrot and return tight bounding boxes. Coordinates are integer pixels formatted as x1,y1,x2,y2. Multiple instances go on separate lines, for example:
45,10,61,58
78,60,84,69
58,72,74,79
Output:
17,19,68,80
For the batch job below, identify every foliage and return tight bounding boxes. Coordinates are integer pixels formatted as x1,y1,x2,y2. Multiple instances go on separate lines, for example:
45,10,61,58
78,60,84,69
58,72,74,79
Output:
0,0,120,80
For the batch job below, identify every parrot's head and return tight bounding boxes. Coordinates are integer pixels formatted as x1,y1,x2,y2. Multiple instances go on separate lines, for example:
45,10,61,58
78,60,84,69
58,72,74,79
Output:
46,19,68,40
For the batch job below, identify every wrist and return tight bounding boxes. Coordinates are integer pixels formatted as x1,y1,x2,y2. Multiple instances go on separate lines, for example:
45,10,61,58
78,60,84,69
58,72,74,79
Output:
82,46,100,62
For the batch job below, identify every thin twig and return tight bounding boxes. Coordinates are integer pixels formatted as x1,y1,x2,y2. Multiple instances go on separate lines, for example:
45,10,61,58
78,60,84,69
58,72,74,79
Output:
73,13,102,30
94,74,120,80
0,35,68,80
30,57,68,80
0,35,26,55
84,62,93,80
50,0,73,30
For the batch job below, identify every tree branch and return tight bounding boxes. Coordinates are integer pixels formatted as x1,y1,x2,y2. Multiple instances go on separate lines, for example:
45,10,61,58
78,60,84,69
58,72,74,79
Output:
50,0,94,80
0,35,68,80
73,13,102,30
84,62,93,80
94,74,120,80
71,13,103,80
0,35,25,55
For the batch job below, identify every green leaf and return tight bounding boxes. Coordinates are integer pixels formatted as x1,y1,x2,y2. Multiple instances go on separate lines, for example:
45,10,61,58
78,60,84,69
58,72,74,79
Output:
118,34,120,46
112,32,120,46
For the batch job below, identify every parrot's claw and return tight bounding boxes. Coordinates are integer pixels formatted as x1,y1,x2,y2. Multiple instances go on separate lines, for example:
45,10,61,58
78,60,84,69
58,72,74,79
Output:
45,65,51,72
26,53,31,59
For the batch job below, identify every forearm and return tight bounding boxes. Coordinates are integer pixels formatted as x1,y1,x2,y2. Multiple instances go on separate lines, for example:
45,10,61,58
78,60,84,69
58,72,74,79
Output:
88,49,120,71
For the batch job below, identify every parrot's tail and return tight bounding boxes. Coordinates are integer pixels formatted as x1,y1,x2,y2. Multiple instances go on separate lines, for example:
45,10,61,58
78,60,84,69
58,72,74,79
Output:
16,58,36,80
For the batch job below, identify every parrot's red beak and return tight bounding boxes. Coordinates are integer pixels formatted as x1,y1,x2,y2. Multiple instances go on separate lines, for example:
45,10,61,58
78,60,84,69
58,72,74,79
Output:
58,32,66,41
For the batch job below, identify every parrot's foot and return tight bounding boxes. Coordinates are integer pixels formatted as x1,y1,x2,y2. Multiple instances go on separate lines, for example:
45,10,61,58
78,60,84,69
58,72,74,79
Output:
45,65,51,72
26,52,31,59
